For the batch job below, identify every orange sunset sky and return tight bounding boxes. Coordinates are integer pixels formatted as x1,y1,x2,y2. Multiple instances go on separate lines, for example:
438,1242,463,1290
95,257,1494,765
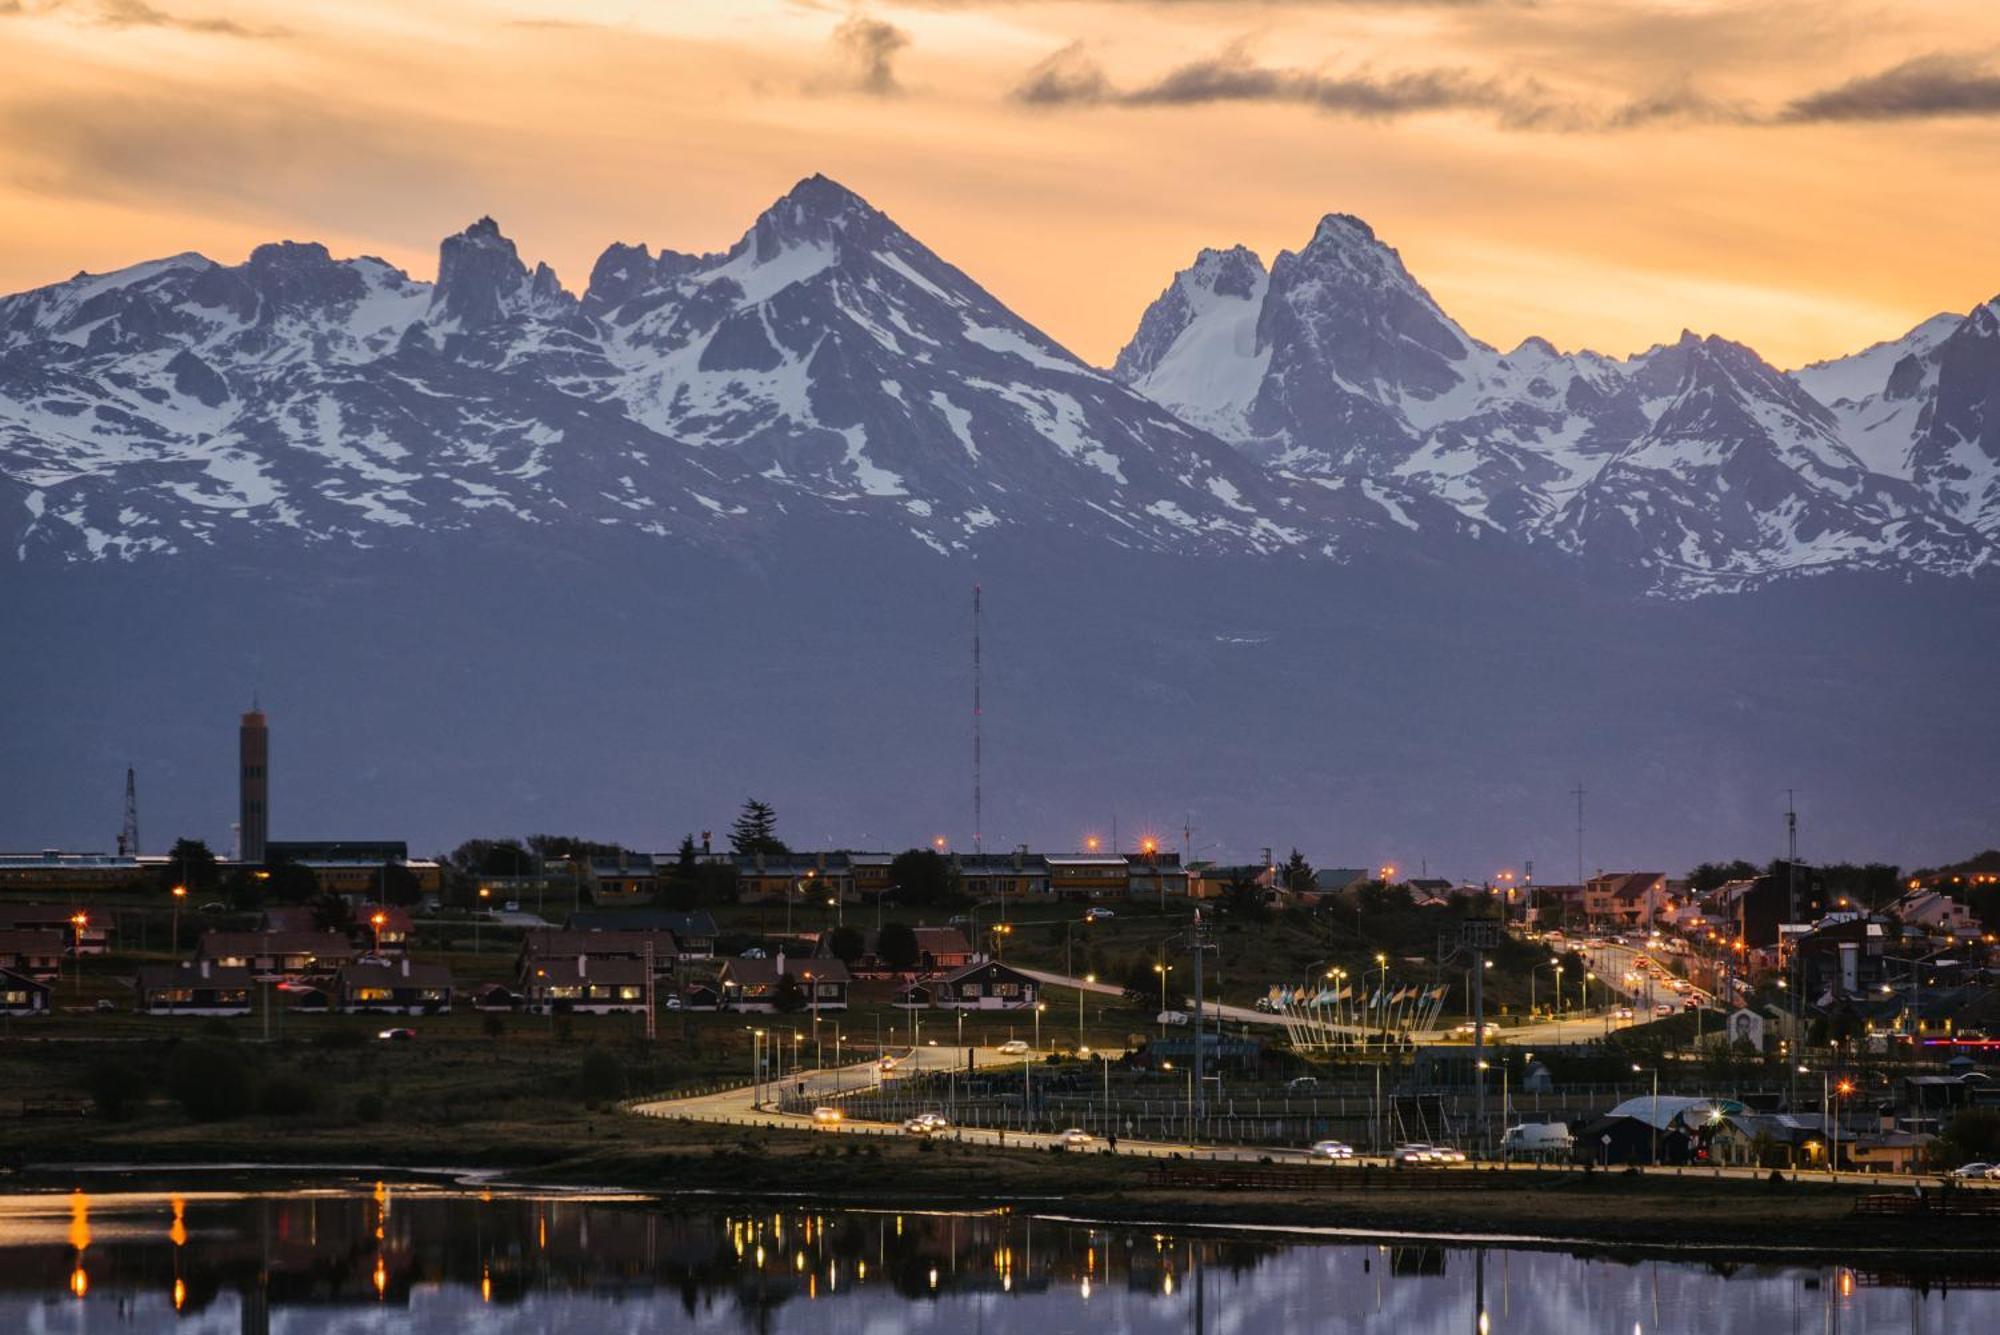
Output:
4,0,1999,368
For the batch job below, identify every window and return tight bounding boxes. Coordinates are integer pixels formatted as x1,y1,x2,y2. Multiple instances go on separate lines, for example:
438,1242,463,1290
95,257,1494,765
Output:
354,986,391,1002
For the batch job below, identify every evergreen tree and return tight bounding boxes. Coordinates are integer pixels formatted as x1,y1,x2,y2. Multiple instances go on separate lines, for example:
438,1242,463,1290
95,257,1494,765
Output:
1282,848,1316,895
162,838,219,894
827,925,866,964
877,922,920,971
730,799,788,856
773,971,807,1013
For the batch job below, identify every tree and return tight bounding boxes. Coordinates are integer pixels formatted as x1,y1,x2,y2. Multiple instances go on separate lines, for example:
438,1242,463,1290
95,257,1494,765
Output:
578,1049,626,1104
380,861,422,907
1688,860,1760,894
311,893,355,934
773,971,807,1013
886,849,955,906
827,925,866,965
876,922,920,972
1222,871,1270,923
162,838,219,895
168,1042,254,1121
264,860,320,905
84,1057,147,1120
1282,849,1316,896
730,800,788,856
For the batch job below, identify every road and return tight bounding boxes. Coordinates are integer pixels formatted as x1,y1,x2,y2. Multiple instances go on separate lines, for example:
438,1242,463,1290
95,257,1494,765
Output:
626,1054,1988,1189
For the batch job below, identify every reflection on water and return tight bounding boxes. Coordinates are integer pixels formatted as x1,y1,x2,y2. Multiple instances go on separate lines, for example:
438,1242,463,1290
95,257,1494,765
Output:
0,1183,1992,1333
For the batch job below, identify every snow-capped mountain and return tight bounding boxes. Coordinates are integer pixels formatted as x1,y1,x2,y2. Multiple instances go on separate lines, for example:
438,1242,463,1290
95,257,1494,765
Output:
1,176,1995,591
0,176,1460,567
1114,216,2000,591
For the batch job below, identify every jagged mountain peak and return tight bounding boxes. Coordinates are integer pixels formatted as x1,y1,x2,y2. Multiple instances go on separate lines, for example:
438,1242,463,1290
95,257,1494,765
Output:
430,216,572,330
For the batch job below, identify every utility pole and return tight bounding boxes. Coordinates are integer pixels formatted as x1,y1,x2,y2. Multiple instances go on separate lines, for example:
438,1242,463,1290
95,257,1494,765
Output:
1572,782,1586,890
1190,913,1214,1136
117,767,139,857
644,940,657,1042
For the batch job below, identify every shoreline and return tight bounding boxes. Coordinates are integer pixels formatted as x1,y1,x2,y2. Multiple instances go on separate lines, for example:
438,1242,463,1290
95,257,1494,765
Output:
10,1138,2000,1272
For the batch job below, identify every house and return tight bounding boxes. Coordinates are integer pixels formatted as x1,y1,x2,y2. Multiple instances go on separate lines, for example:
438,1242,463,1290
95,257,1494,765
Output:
520,956,650,1014
263,840,444,899
0,967,51,1017
357,905,412,955
0,904,109,955
335,958,453,1014
732,851,858,904
1124,851,1188,904
0,850,147,895
1584,873,1669,927
815,926,976,977
1192,863,1279,904
1706,1112,1836,1168
716,950,851,1012
196,930,358,974
0,929,67,980
1045,855,1130,900
1844,1130,1935,1173
566,909,720,959
932,960,1041,1010
1312,868,1371,896
519,929,681,976
957,852,1051,901
585,852,657,902
1890,888,1981,941
135,960,256,1016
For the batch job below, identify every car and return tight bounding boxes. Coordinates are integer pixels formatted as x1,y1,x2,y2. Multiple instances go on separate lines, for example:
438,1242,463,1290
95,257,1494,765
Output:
811,1106,843,1126
376,1027,417,1041
1428,1144,1468,1164
878,1055,900,1070
915,1111,949,1129
1307,1139,1355,1161
1059,1128,1095,1149
1254,997,1277,1013
1392,1144,1440,1166
902,1117,937,1135
502,900,521,913
1287,1076,1320,1092
93,998,118,1013
1613,1006,1636,1020
1083,908,1116,922
997,1039,1029,1055
742,947,768,959
1654,1003,1676,1016
1949,1162,1995,1180
1156,1010,1189,1026
198,901,228,914
1450,1022,1500,1039
663,996,683,1011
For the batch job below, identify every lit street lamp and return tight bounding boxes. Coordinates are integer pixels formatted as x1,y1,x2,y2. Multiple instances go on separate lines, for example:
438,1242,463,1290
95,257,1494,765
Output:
1079,974,1094,1049
370,911,388,956
170,885,186,958
1034,1001,1045,1051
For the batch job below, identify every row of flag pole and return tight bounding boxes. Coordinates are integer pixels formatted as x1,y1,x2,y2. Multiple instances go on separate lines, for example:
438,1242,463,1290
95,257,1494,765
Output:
1266,979,1450,1051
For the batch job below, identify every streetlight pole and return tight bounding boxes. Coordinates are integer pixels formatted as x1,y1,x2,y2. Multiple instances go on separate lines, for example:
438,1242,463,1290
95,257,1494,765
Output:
170,886,185,958
1079,975,1093,1050
1034,1001,1044,1052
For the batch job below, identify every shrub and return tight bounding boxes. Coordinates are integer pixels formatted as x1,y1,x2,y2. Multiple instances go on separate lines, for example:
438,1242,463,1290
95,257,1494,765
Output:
167,1042,255,1121
578,1049,625,1105
84,1057,147,1121
259,1070,322,1117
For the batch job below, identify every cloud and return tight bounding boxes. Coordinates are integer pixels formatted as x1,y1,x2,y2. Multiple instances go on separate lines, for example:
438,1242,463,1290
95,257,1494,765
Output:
830,13,910,96
4,0,282,36
1013,41,1556,125
1780,53,2000,122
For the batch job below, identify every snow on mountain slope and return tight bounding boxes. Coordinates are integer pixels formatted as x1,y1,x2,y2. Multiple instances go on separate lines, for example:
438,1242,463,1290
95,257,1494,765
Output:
1909,300,2000,537
1115,211,1998,588
0,177,1453,568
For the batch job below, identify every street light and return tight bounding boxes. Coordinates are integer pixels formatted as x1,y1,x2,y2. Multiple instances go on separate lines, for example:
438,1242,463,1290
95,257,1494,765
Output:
1632,1063,1659,1165
475,887,489,955
170,886,186,957
369,911,388,956
1034,1001,1045,1051
70,912,89,998
1079,974,1094,1049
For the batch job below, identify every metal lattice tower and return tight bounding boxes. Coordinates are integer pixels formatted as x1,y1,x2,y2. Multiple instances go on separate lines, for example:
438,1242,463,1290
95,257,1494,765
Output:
117,766,139,857
972,582,983,855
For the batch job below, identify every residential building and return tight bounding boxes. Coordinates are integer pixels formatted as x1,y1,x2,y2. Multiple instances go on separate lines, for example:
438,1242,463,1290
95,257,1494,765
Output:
520,956,650,1014
1124,851,1188,904
585,852,657,901
715,951,851,1012
0,904,109,954
0,929,66,979
196,930,358,974
956,851,1050,901
1889,888,1981,941
335,958,453,1014
566,909,719,959
519,929,681,977
0,967,50,1017
931,960,1041,1010
0,851,147,895
1045,855,1130,900
135,960,255,1016
1584,873,1670,927
813,926,976,977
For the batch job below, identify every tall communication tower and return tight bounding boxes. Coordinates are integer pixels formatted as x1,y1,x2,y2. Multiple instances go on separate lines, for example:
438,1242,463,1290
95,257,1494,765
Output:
972,582,983,855
1572,781,1586,886
117,767,139,857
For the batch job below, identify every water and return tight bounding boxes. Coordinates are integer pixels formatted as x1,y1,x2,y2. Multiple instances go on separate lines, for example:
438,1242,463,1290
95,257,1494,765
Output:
0,1180,1993,1333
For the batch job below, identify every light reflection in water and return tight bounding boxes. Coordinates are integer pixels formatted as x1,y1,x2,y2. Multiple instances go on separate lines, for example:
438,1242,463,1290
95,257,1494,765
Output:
0,1187,1988,1333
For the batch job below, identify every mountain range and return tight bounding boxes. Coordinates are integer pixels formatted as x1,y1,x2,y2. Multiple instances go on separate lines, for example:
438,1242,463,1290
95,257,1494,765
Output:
2,176,1996,871
4,174,1995,593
